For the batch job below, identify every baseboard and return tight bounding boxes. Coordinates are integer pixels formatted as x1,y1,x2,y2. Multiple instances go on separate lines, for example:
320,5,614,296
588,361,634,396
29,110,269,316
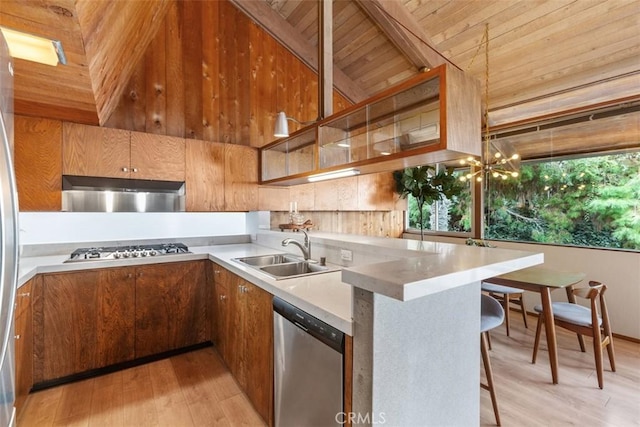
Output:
31,341,213,392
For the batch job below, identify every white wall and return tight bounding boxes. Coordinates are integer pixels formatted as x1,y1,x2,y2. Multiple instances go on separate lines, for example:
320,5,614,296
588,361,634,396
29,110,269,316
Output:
19,212,247,245
405,233,640,340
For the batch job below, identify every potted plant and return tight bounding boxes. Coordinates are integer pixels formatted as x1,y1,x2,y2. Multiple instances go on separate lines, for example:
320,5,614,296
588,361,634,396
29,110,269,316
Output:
393,165,464,240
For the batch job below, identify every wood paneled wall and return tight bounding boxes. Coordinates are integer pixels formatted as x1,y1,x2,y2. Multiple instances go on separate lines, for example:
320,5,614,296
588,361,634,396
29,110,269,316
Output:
106,0,351,148
270,211,405,238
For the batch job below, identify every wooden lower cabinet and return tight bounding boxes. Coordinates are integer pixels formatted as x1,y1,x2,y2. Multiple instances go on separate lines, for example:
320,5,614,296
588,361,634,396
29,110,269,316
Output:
212,264,273,425
135,261,208,358
236,278,273,425
211,264,232,364
33,260,208,384
34,267,136,383
14,278,34,415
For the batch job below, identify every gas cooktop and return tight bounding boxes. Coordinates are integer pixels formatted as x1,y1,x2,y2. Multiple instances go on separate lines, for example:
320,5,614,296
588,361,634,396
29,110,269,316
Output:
64,243,191,263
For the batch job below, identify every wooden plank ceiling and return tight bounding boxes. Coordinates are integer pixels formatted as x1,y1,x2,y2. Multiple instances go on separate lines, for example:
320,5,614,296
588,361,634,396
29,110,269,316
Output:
1,0,639,148
0,0,170,125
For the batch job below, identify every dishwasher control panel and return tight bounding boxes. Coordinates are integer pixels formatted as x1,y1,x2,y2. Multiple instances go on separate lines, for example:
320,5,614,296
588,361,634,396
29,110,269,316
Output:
273,296,344,353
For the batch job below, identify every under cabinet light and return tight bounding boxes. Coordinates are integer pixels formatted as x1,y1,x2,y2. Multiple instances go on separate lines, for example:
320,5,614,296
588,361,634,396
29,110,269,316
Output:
307,168,360,182
0,26,67,66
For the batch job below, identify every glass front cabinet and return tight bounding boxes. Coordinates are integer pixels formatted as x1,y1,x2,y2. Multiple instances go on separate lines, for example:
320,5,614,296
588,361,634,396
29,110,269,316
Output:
260,64,481,185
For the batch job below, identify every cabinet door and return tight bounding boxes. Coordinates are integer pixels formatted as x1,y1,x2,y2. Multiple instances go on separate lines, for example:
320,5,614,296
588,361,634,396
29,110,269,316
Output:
212,264,232,365
210,267,273,425
130,131,185,181
97,268,136,366
186,139,225,211
135,261,208,358
62,122,131,178
238,279,273,424
41,271,100,380
14,278,34,414
14,116,62,211
38,268,135,382
224,144,258,211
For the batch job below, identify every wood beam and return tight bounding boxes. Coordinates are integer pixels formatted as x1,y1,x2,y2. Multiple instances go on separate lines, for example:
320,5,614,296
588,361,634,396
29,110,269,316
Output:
228,0,367,104
354,0,451,71
318,0,332,119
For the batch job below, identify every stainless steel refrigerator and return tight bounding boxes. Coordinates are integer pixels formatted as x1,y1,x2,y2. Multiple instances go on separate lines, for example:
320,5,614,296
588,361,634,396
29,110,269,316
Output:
0,30,19,427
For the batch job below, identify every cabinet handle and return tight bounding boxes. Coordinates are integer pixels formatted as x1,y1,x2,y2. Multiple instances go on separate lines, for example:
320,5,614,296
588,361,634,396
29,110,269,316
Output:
214,270,220,275
14,335,20,340
137,272,143,277
127,273,133,279
122,167,129,172
132,168,138,173
220,295,227,301
18,292,30,297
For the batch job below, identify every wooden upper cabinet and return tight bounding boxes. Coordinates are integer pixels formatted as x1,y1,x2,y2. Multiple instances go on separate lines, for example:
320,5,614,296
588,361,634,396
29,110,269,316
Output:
63,123,186,181
225,144,258,211
185,139,225,211
63,122,131,178
14,116,63,211
130,131,185,181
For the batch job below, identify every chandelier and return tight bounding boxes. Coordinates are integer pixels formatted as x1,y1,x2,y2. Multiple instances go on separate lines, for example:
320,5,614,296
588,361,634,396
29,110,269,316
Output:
459,151,520,182
459,23,520,183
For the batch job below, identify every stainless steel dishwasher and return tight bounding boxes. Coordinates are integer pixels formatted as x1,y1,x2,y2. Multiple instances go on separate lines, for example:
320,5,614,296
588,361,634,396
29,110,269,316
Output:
273,297,344,427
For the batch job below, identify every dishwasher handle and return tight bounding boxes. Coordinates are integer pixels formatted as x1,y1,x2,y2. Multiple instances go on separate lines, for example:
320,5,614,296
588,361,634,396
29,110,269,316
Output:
273,296,344,354
293,321,309,332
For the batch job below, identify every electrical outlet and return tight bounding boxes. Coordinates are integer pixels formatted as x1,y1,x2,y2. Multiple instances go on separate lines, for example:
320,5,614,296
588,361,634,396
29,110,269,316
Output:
340,249,353,262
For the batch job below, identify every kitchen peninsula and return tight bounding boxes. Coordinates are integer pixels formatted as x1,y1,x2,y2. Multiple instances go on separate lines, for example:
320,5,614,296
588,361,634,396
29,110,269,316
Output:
18,230,542,426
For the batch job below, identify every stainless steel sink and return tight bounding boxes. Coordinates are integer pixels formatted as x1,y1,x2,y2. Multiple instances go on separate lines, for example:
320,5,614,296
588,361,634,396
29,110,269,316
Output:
260,262,330,279
232,253,338,280
233,254,300,267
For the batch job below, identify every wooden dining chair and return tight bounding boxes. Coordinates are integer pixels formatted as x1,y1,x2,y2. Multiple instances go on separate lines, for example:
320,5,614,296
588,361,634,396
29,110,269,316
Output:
481,282,528,336
481,294,505,426
532,281,616,389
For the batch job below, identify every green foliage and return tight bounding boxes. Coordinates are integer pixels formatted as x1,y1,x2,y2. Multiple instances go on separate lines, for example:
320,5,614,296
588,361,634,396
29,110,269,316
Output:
407,194,430,230
394,166,465,238
485,152,640,251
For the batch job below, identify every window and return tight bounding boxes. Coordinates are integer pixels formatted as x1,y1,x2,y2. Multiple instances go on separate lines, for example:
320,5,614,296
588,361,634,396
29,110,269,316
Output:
484,151,640,250
405,166,473,234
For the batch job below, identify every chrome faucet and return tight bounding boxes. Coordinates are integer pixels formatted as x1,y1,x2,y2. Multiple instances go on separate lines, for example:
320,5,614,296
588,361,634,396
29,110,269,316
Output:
282,230,311,260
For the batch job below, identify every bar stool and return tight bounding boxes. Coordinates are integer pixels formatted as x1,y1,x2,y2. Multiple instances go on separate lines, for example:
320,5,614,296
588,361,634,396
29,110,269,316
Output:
481,282,528,336
481,294,505,426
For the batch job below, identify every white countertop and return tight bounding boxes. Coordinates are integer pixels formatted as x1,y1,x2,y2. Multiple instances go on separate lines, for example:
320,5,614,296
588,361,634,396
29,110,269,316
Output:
17,233,544,335
341,242,543,301
258,230,543,302
18,243,354,335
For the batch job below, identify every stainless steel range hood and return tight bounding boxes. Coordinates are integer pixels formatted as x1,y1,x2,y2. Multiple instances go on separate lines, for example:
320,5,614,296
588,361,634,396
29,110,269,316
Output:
62,176,185,212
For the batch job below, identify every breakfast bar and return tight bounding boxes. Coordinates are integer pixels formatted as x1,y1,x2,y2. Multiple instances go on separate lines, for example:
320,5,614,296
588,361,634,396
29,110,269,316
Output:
338,236,543,426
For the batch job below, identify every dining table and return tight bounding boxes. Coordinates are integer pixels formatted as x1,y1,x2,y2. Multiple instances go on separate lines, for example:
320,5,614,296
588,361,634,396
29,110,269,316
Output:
483,265,586,384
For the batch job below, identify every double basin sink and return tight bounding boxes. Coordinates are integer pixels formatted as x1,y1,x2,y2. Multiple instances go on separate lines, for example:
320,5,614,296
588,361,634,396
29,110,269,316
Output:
233,254,338,280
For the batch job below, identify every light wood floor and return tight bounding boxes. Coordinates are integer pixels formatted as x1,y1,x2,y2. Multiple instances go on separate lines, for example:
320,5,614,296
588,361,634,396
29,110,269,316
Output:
480,312,640,426
18,314,640,427
18,347,266,427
